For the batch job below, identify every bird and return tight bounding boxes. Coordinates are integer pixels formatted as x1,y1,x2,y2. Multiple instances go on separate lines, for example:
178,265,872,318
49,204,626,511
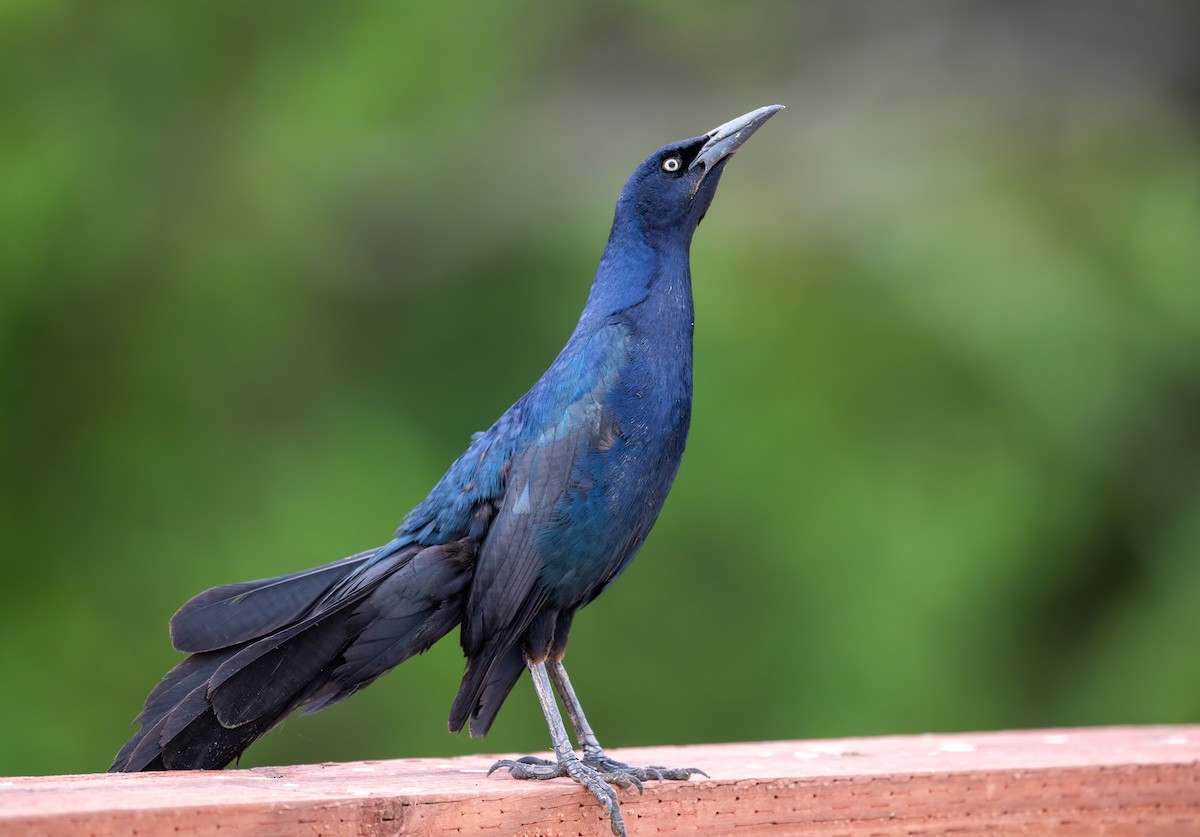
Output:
110,105,783,836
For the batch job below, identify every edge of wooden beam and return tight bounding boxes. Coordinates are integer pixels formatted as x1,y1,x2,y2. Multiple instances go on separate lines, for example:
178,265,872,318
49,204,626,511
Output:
2,726,1198,836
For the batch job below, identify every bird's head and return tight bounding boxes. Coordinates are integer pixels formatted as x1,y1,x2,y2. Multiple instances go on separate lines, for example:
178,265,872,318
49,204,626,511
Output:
614,105,784,242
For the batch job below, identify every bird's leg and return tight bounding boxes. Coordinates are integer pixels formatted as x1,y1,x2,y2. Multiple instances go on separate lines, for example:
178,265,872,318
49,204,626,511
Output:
549,660,707,783
488,660,634,837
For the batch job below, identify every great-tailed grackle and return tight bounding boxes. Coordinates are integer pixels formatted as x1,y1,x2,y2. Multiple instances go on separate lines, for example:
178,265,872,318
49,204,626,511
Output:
111,105,783,836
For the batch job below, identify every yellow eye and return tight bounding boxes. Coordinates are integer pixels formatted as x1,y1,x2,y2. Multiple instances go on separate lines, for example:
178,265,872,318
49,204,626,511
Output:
661,157,681,172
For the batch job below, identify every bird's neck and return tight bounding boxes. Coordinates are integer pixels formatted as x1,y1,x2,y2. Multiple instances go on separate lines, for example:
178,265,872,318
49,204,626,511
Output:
579,215,694,329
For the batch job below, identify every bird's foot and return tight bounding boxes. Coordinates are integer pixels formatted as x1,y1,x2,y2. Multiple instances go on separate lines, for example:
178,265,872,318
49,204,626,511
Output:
581,750,708,783
491,751,706,785
489,754,633,836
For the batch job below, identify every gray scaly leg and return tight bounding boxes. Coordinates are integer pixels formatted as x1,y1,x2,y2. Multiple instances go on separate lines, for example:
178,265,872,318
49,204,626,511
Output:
550,660,706,783
488,660,636,837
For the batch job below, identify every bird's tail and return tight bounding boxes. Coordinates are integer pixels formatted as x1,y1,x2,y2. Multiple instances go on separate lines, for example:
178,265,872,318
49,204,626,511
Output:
110,539,476,772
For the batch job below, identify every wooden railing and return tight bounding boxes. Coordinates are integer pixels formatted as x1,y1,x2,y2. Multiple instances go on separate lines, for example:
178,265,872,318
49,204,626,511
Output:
3,726,1198,835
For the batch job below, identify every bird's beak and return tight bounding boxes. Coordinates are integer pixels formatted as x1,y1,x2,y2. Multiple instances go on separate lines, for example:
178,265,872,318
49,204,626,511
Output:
689,105,784,173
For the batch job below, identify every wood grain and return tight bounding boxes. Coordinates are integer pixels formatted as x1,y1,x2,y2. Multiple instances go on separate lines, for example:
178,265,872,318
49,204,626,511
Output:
3,726,1198,836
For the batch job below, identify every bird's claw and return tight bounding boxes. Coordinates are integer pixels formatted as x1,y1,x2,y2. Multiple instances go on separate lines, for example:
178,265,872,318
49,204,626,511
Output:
489,754,629,836
486,756,559,779
583,751,708,782
489,750,705,837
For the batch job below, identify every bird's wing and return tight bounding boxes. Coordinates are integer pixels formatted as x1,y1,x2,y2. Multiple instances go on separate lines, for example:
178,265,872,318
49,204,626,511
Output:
460,319,632,657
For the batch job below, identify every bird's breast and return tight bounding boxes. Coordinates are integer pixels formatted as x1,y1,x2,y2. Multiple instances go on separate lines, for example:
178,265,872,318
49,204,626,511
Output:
532,325,692,605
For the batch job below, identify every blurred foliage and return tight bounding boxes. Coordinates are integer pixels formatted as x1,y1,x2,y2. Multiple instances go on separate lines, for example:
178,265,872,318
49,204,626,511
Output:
2,0,1199,776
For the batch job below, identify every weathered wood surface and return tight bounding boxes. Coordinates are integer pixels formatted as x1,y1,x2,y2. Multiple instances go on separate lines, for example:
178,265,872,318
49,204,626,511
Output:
2,726,1198,835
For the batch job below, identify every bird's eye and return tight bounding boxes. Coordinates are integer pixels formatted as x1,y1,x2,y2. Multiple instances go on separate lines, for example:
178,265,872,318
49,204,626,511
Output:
661,157,681,173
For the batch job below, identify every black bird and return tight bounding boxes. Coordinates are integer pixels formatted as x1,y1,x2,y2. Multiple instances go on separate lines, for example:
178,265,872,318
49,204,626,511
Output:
111,105,783,836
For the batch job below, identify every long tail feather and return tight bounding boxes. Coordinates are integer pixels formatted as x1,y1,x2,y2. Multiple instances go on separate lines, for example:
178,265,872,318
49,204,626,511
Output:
111,540,474,772
170,549,378,653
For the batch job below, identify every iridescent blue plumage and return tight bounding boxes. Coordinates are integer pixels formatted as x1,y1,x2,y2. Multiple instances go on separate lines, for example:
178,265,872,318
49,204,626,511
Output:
112,105,783,837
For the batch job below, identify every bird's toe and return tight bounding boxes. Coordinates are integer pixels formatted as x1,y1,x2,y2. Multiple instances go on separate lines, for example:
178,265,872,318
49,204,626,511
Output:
582,753,706,783
487,757,565,780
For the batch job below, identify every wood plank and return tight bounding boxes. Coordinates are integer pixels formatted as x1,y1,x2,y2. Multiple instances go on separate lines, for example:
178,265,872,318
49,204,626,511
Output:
2,726,1198,835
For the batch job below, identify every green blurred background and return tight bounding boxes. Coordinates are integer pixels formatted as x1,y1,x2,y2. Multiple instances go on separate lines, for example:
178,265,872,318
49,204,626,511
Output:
3,1,1198,777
